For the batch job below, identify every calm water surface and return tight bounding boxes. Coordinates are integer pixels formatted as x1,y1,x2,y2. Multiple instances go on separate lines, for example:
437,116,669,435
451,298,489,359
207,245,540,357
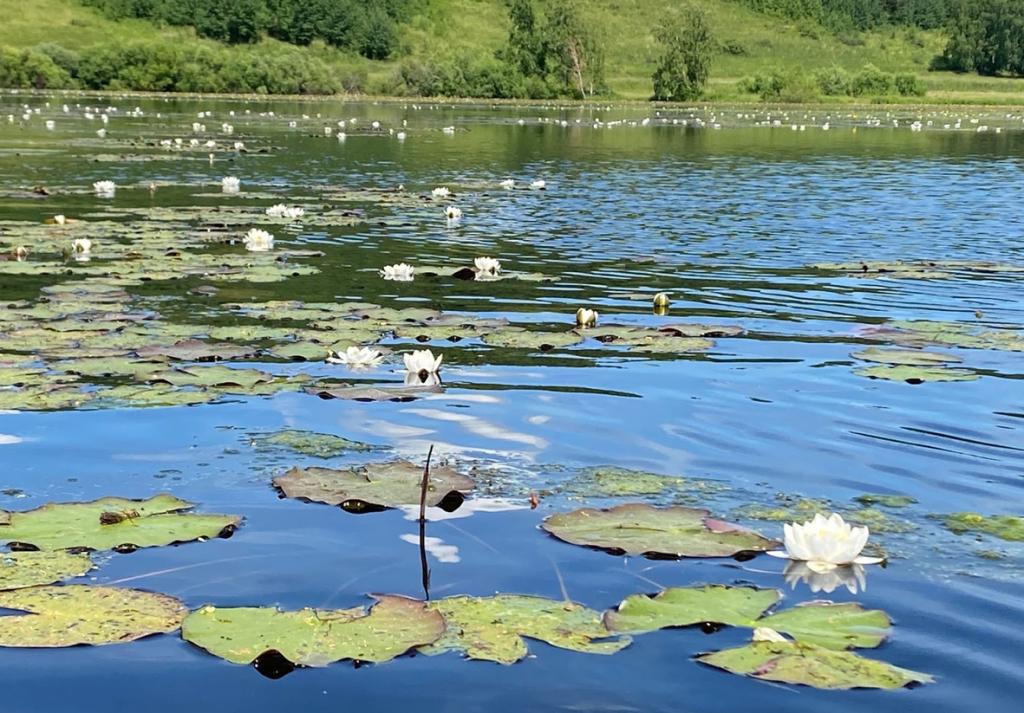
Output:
1,94,1022,712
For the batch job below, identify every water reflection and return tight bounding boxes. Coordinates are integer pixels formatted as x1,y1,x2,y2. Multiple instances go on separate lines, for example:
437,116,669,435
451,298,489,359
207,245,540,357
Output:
783,560,868,595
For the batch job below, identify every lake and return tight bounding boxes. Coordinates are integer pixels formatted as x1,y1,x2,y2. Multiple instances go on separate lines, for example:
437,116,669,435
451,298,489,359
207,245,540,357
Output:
1,94,1022,712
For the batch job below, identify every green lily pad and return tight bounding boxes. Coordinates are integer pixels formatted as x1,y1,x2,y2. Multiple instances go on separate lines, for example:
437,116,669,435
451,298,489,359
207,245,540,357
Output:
421,594,631,664
605,586,780,634
541,504,776,558
0,495,242,551
0,551,94,590
146,366,275,389
135,339,257,362
0,585,187,647
938,512,1024,541
305,384,439,402
854,365,979,383
561,466,723,501
481,328,584,351
696,640,933,690
658,324,745,338
270,342,331,361
757,603,891,650
854,494,917,508
254,429,382,458
850,347,961,366
181,594,444,666
273,460,474,511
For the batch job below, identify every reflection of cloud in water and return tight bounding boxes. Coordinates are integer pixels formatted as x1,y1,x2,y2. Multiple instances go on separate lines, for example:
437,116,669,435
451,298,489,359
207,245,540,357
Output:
353,418,434,439
401,408,548,450
783,560,868,595
399,534,460,563
399,496,528,521
423,393,501,404
0,434,23,445
527,415,550,425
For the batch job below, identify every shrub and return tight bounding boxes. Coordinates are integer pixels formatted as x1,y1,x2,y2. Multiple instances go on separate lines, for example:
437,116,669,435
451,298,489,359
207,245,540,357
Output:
849,63,894,95
813,66,850,95
0,47,75,89
651,8,714,101
894,73,926,96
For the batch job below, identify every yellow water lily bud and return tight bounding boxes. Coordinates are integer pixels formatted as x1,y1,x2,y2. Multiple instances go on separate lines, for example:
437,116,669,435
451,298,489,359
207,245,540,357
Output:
575,308,598,327
653,292,670,308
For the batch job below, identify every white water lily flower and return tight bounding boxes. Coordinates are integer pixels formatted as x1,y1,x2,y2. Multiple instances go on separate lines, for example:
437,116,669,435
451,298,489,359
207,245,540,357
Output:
53,214,66,225
499,178,515,190
752,627,789,643
12,246,29,261
767,513,884,572
445,205,462,221
96,128,107,138
576,307,598,327
45,120,55,130
242,228,274,252
380,263,414,281
431,186,450,199
784,560,867,595
72,238,91,254
327,346,384,369
442,126,455,134
233,141,245,151
530,179,546,190
92,180,116,197
221,176,240,194
265,204,304,220
474,256,501,275
404,349,443,379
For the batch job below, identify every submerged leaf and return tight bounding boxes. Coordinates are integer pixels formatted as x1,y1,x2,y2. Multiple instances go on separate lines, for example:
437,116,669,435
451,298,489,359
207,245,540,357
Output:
181,594,444,666
0,585,186,647
0,495,241,551
696,640,933,690
421,594,630,664
254,429,382,458
541,504,776,558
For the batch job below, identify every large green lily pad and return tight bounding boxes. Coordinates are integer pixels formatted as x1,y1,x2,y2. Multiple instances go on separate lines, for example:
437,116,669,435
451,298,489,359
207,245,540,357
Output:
0,495,241,551
273,460,474,511
605,586,780,634
850,347,961,366
938,512,1024,541
421,594,631,664
0,585,187,647
696,640,933,690
758,603,891,650
181,594,444,666
481,328,584,351
0,551,94,590
254,429,382,458
854,364,979,383
542,504,776,558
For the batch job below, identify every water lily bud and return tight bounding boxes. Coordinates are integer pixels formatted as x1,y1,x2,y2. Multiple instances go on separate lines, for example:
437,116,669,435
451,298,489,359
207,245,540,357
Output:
575,308,598,327
653,292,670,308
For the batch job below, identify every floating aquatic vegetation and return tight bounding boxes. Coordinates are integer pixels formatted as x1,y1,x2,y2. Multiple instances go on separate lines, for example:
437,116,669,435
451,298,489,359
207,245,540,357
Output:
937,513,1024,541
305,382,440,402
481,328,584,351
855,364,979,384
0,495,241,551
605,585,780,634
559,466,724,503
0,551,94,591
756,602,891,651
252,429,382,458
273,460,474,511
696,639,933,690
542,504,776,558
0,585,187,648
420,594,630,665
735,497,914,535
181,595,444,667
813,259,1024,279
850,347,961,366
854,494,917,508
867,320,1024,352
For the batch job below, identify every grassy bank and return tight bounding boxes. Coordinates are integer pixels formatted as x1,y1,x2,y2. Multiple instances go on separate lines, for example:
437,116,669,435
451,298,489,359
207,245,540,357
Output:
0,0,1021,102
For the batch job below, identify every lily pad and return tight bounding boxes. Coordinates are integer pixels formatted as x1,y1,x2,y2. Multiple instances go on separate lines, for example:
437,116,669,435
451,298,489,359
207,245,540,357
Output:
481,329,584,351
854,365,979,383
421,594,630,664
757,602,891,650
146,366,275,389
273,460,474,511
0,551,94,590
938,512,1024,541
181,594,444,666
605,586,780,634
850,347,961,366
541,504,776,558
135,339,257,362
696,640,933,690
254,429,382,458
0,585,187,647
561,466,723,501
0,495,241,551
854,494,917,508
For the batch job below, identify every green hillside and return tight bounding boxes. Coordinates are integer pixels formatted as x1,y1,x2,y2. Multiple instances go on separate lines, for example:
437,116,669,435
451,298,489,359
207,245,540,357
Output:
1,0,1022,101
